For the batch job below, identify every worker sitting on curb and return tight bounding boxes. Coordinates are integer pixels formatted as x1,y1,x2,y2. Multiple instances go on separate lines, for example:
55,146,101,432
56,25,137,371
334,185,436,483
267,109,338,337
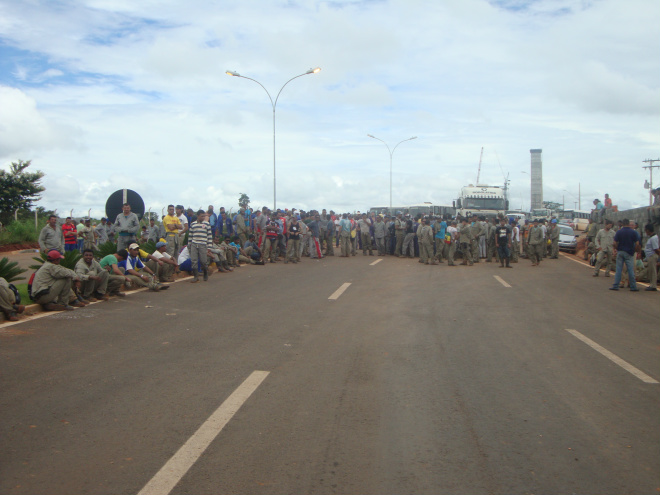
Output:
32,250,87,311
0,277,25,321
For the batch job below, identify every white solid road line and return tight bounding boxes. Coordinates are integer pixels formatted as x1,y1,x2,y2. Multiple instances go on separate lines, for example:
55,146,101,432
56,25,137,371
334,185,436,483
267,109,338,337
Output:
137,370,270,495
370,259,383,266
328,282,352,300
566,329,659,384
493,275,511,288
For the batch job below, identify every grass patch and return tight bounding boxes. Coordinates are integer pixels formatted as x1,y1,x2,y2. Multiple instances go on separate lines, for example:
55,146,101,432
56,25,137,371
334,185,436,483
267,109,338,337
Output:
14,283,31,305
0,218,47,245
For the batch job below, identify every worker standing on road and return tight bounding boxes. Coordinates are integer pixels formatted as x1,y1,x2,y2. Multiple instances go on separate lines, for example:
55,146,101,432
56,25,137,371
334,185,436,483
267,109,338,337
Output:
495,217,512,268
285,216,301,264
394,212,406,257
358,213,374,256
339,214,352,257
642,224,659,291
549,219,560,259
114,203,140,251
417,217,435,265
511,221,520,263
485,217,497,263
163,205,183,258
402,217,415,258
446,221,458,266
609,218,640,291
593,220,615,277
528,219,544,266
585,218,598,260
373,215,387,256
459,218,474,266
470,215,481,263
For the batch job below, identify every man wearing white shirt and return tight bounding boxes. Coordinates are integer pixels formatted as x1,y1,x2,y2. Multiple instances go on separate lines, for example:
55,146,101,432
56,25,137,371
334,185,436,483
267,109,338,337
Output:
147,241,178,282
511,221,520,263
540,219,548,258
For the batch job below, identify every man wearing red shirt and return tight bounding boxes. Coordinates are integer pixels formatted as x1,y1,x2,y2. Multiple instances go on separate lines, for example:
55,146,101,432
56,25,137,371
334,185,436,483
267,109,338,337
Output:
62,217,78,252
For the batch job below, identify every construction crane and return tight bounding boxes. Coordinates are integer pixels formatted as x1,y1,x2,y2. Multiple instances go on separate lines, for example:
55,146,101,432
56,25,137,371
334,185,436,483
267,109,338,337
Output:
476,147,484,184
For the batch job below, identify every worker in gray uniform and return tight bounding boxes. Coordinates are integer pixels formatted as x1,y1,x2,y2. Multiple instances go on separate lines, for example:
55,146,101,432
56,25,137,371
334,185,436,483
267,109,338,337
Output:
528,219,544,266
593,220,615,277
459,218,474,266
394,213,406,257
418,217,435,265
549,219,560,258
114,203,140,251
470,215,482,263
0,277,25,321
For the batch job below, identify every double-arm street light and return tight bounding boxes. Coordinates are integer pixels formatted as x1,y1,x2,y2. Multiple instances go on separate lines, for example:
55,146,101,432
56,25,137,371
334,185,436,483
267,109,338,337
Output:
367,134,417,209
226,67,321,211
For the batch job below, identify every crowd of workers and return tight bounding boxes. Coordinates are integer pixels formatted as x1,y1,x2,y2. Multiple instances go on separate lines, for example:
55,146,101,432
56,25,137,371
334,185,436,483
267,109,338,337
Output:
0,200,658,322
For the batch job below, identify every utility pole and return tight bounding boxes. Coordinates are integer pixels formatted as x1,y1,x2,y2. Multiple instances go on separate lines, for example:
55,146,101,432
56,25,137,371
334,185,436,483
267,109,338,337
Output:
643,158,660,206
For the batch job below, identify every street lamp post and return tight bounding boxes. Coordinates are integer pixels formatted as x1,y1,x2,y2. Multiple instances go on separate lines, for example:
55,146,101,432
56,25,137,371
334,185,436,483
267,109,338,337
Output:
367,134,417,209
563,185,581,210
226,67,321,210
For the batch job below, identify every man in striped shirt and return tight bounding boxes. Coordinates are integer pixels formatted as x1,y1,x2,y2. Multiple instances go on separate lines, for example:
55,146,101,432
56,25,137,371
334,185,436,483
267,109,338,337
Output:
189,209,213,282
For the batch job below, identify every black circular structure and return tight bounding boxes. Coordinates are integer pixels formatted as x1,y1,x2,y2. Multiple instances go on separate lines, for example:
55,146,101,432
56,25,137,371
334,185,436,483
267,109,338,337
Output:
105,189,145,222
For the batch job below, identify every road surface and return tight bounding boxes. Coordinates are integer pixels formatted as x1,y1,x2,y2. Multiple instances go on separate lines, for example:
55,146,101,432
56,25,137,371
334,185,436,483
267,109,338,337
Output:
1,254,658,494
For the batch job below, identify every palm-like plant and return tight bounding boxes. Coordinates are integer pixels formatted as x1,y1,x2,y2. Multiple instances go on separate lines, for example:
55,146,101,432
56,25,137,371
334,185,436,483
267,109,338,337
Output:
0,257,28,283
95,241,117,259
139,240,156,255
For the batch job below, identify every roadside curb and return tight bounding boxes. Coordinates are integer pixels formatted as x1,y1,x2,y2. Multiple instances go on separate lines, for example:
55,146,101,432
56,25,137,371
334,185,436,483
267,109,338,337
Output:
0,264,251,326
1,249,40,256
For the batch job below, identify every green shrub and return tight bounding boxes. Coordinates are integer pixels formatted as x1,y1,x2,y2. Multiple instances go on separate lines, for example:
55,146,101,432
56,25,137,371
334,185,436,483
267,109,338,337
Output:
0,218,47,245
139,240,156,255
0,257,28,283
96,241,117,259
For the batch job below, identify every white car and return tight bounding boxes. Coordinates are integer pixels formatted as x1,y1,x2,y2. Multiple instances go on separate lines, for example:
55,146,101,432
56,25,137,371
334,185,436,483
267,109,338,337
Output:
558,225,578,253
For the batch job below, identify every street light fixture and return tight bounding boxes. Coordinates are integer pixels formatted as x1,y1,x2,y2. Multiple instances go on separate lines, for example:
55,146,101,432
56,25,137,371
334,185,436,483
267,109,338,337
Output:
226,67,321,210
367,134,417,209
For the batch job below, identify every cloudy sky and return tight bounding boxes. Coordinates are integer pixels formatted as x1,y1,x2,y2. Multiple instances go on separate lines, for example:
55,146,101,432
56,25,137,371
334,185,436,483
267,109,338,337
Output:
0,0,658,218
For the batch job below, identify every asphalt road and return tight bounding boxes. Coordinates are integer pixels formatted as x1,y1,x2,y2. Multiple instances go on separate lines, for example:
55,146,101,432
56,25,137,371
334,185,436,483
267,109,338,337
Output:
1,253,658,495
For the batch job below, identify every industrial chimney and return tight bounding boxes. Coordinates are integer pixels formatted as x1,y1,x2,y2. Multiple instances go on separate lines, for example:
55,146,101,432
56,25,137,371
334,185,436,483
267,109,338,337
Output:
530,149,543,210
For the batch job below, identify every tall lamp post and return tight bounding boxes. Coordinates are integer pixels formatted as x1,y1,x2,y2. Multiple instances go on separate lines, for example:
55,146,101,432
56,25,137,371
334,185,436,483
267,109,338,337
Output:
226,67,321,210
367,134,417,209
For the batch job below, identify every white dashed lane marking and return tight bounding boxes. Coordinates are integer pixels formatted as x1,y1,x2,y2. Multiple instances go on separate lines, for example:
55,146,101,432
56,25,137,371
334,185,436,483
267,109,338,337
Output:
328,283,352,300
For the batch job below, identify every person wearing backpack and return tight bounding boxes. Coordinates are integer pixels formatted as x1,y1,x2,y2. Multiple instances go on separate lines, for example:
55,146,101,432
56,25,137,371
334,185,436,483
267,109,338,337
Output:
0,277,25,321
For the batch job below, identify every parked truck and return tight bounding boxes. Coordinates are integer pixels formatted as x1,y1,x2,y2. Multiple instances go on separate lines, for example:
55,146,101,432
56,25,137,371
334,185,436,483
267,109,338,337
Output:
455,185,507,218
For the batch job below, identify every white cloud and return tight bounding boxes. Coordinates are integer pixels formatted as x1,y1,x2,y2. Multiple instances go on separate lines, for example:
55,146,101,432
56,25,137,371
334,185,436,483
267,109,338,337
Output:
0,0,657,216
0,86,79,157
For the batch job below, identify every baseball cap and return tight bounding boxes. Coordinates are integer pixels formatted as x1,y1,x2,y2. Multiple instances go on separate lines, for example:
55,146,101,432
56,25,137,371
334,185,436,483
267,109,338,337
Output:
47,250,64,260
155,241,167,248
128,243,140,250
